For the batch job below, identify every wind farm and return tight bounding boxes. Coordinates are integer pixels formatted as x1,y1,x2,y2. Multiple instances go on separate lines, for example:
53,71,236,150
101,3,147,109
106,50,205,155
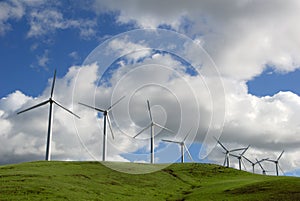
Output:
3,61,298,201
2,1,300,200
13,70,289,177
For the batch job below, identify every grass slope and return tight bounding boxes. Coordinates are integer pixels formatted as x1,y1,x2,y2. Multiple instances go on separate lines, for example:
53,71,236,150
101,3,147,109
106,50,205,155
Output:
0,161,300,201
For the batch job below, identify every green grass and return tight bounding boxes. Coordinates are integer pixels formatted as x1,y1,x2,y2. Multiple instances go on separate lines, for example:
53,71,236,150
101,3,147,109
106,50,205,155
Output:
0,161,300,201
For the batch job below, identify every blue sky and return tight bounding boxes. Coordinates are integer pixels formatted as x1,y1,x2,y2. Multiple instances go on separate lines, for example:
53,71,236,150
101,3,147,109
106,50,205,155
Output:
248,67,300,97
0,14,131,97
1,0,300,176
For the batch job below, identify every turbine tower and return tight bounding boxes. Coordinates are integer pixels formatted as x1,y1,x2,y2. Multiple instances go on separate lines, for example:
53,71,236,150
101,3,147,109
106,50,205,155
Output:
17,70,80,161
162,128,194,163
133,100,174,164
78,96,125,161
214,137,248,168
265,150,284,176
229,145,250,170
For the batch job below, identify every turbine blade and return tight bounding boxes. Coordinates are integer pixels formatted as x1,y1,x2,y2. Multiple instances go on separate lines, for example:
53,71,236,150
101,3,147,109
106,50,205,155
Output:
256,159,264,170
153,123,174,133
107,114,114,140
183,128,193,142
241,145,250,156
147,100,153,122
17,100,49,114
184,144,194,162
50,69,57,98
133,124,151,138
54,100,80,119
241,159,247,171
162,139,181,144
229,153,239,158
265,159,276,163
242,155,253,164
107,95,125,111
231,147,248,152
277,150,284,161
278,164,285,176
213,137,228,152
78,102,105,113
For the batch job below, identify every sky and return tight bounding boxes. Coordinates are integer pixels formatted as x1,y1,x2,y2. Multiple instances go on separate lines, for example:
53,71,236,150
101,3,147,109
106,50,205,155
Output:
1,0,300,176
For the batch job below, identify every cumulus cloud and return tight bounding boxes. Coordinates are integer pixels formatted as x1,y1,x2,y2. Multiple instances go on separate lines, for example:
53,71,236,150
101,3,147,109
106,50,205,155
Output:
92,0,300,81
0,0,25,35
0,1,97,39
27,8,97,38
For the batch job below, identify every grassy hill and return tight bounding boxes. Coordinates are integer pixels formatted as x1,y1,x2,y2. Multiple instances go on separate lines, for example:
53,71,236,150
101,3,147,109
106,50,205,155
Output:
0,161,300,201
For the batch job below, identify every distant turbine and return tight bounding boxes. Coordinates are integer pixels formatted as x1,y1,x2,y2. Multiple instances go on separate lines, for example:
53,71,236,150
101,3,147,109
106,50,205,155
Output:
242,156,256,173
162,128,194,163
214,137,248,168
229,145,250,170
133,100,174,164
256,158,269,175
265,150,284,176
17,70,80,161
78,96,125,161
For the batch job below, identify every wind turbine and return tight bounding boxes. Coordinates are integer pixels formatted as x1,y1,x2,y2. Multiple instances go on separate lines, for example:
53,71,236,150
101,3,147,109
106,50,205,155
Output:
78,96,125,161
229,145,250,170
265,150,284,176
242,156,256,173
162,128,194,163
133,100,174,164
214,137,248,168
256,158,269,175
17,70,80,161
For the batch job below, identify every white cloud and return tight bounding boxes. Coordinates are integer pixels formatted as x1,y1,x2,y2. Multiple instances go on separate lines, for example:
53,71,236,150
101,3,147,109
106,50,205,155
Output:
69,51,80,62
0,0,25,35
0,1,98,39
37,49,49,69
27,9,97,39
92,0,300,81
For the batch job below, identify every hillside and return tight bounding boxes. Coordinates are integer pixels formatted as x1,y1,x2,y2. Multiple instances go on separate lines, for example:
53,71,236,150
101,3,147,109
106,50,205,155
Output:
0,161,300,201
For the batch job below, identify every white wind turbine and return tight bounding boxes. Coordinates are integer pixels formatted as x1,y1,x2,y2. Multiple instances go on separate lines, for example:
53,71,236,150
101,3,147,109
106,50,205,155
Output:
17,70,80,161
242,156,257,173
265,150,284,176
133,100,174,164
78,96,125,161
162,128,194,163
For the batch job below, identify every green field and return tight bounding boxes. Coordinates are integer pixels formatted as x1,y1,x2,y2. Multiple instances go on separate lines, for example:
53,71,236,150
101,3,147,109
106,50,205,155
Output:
0,161,299,201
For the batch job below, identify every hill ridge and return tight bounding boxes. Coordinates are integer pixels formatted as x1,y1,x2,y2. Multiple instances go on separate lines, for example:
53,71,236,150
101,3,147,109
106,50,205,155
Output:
1,161,300,201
